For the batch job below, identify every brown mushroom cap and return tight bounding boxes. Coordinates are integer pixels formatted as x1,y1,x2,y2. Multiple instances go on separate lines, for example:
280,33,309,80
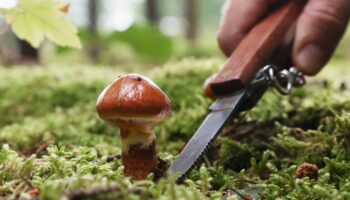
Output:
96,74,172,126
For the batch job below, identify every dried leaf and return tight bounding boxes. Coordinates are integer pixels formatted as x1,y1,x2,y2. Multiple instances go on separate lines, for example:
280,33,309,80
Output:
59,3,70,14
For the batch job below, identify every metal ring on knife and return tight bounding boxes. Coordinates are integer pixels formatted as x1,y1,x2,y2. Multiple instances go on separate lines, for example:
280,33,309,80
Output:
264,65,293,95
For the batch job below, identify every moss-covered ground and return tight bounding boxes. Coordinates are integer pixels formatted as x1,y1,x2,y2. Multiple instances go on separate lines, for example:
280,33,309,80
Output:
1,54,350,200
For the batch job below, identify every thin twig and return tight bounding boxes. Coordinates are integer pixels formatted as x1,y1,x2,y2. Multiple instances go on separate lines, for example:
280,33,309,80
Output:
233,178,257,184
223,188,250,200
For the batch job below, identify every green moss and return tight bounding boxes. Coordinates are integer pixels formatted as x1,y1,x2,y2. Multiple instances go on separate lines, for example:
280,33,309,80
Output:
1,58,350,199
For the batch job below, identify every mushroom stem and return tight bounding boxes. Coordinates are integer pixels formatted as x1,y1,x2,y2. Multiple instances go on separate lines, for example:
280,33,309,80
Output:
120,129,157,180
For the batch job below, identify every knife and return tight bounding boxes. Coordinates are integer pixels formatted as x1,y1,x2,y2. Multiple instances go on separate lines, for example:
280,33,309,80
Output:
168,0,306,182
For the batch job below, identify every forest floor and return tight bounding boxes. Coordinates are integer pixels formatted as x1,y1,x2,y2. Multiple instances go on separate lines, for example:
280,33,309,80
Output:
0,55,349,199
0,30,350,200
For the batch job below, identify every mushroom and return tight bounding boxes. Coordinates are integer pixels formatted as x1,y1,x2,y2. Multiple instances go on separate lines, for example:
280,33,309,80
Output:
96,74,172,180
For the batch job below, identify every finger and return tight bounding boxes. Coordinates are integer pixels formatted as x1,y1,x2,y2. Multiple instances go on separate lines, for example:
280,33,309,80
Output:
293,0,350,75
217,0,279,56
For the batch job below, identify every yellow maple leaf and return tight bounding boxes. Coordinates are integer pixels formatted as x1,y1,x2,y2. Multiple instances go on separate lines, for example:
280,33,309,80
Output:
5,0,81,49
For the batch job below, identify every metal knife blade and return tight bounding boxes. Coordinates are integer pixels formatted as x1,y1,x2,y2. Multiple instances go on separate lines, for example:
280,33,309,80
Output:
167,90,247,181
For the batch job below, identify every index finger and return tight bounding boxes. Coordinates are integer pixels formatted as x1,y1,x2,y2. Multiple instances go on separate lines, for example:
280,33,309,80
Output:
217,0,280,56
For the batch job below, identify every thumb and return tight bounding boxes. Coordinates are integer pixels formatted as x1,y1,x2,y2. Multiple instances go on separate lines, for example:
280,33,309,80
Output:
293,0,350,75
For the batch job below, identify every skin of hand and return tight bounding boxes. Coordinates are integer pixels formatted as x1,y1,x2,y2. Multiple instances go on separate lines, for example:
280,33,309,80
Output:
217,0,350,75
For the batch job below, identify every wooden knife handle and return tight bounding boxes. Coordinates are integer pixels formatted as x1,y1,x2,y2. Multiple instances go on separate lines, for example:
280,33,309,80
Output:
210,0,306,96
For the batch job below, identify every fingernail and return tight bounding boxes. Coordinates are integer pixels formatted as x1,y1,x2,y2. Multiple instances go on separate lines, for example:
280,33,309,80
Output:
296,44,327,75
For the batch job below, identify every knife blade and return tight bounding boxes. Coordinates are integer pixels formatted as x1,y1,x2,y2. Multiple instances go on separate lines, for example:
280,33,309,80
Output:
167,91,247,181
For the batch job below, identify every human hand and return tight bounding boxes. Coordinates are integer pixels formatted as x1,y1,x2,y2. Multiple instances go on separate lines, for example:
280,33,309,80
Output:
217,0,350,75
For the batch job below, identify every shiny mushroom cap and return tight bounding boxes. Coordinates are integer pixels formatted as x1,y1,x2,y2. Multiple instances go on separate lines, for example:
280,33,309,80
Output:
96,74,172,130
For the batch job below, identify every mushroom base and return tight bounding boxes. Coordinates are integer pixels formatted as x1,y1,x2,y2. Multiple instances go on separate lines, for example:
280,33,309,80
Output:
122,140,157,180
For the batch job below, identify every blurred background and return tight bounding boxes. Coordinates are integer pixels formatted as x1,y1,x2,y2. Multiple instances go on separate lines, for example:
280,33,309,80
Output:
0,0,349,76
0,0,227,68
